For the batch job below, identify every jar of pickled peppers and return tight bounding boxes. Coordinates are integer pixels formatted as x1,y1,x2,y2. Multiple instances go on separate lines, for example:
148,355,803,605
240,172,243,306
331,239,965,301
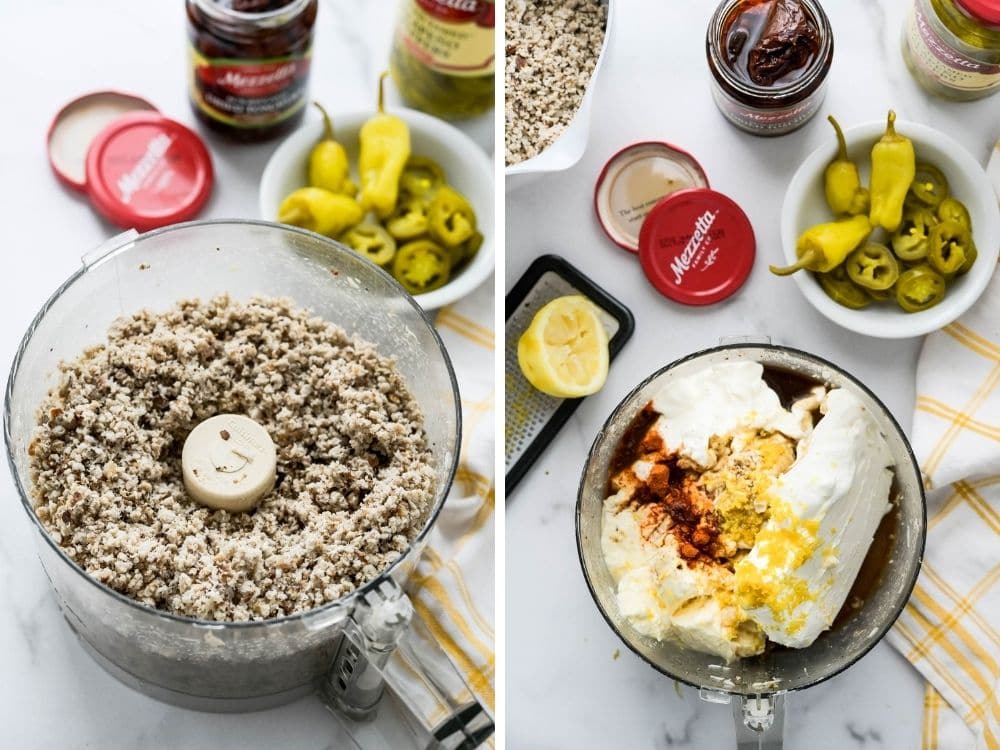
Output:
186,0,318,141
389,0,495,118
902,0,1000,100
706,0,833,136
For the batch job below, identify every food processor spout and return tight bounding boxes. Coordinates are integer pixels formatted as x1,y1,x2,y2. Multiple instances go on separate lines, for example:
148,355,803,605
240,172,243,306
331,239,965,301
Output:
734,694,785,749
321,579,494,749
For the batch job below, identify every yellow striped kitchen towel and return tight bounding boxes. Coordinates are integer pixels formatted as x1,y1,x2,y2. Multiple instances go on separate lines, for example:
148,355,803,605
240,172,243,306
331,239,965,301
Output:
886,271,1000,750
387,277,495,744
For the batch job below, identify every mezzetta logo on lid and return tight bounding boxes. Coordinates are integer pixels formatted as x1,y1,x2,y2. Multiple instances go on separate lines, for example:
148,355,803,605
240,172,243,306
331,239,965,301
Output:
670,210,719,286
118,134,175,204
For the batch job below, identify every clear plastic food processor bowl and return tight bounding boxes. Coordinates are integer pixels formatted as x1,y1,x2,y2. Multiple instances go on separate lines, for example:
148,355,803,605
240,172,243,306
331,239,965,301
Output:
577,344,926,749
5,220,491,748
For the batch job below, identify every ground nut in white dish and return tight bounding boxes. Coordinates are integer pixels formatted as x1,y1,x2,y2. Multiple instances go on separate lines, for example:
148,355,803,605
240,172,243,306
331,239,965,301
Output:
28,295,435,622
504,0,608,166
601,361,894,661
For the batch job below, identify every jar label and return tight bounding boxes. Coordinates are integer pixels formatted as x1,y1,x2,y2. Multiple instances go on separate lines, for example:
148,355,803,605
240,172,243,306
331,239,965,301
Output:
710,82,826,135
906,5,1000,92
398,0,495,77
189,47,312,128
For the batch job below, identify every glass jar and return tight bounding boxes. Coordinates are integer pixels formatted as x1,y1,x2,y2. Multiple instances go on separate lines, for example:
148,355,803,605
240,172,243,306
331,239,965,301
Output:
389,0,495,119
902,0,1000,101
706,0,834,137
186,0,318,141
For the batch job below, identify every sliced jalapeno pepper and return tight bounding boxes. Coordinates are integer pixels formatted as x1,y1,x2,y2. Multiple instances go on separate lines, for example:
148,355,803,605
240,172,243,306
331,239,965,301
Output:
866,285,895,302
927,220,971,276
339,223,397,267
890,209,935,261
428,185,476,248
896,266,946,313
959,238,978,275
936,197,972,232
446,229,485,270
845,242,900,291
399,156,445,198
392,239,452,294
909,162,949,208
815,266,871,310
386,196,430,240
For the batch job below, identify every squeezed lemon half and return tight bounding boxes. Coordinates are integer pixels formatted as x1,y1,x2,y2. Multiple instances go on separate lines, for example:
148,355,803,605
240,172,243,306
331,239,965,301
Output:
517,295,609,398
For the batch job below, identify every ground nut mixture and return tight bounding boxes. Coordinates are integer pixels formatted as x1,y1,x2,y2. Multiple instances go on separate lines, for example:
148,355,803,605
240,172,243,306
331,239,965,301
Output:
505,0,608,165
29,296,435,622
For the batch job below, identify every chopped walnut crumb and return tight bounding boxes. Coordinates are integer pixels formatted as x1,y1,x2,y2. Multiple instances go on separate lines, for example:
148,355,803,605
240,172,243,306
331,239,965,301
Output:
29,295,435,622
505,0,607,165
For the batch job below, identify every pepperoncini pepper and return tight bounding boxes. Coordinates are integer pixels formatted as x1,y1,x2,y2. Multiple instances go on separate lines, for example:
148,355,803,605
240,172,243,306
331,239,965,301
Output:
869,110,916,232
769,215,872,276
428,185,477,248
278,187,363,237
824,115,869,216
359,72,411,219
845,242,900,291
927,221,972,276
308,102,355,197
896,266,946,313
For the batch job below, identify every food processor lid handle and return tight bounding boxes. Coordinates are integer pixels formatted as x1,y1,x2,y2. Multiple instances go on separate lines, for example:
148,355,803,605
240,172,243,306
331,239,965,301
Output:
734,694,785,750
320,578,494,749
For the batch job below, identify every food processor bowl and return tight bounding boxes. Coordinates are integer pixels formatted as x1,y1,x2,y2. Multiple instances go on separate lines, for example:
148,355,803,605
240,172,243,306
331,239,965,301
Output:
5,221,490,747
577,344,925,747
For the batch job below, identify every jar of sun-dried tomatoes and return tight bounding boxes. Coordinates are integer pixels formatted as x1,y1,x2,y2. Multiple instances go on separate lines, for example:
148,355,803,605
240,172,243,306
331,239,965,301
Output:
186,0,318,141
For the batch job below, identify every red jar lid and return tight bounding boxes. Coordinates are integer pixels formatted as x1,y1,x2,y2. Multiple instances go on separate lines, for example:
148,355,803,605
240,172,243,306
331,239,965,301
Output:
85,112,213,231
955,0,1000,25
594,141,710,254
638,188,755,305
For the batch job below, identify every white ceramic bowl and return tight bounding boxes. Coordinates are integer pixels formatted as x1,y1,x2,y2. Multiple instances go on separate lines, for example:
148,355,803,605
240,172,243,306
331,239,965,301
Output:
260,108,493,311
780,118,1000,339
504,0,615,190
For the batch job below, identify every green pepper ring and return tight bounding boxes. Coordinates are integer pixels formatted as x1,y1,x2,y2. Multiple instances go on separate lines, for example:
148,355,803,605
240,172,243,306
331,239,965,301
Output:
392,239,452,295
815,267,871,310
896,266,947,313
845,242,900,291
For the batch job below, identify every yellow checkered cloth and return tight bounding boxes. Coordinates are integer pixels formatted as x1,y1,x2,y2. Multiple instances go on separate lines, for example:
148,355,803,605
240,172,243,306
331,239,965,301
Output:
391,279,495,742
885,272,1000,750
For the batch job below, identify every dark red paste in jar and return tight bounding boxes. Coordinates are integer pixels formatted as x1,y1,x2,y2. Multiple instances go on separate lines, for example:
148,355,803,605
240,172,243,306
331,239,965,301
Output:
186,0,318,141
722,0,821,87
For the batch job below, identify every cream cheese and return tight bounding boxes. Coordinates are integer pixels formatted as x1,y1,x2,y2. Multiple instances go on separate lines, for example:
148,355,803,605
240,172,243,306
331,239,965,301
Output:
735,388,893,648
601,492,764,661
651,361,809,468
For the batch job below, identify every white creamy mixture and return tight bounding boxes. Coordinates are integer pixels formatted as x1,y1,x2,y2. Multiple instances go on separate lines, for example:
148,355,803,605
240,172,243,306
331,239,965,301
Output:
601,361,893,661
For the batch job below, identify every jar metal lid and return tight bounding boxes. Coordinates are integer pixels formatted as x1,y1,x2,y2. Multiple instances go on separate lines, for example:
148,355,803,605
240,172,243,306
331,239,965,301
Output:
955,0,1000,24
594,141,710,253
85,111,213,231
638,188,755,305
47,90,158,191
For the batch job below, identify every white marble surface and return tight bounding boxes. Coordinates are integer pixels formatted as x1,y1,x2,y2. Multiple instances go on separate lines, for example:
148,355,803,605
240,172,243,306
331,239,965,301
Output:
506,0,997,748
0,1,490,748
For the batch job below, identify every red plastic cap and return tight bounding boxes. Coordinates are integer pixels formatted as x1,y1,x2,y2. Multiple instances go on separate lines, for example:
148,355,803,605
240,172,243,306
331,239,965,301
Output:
955,0,1000,25
85,112,213,231
638,188,755,305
